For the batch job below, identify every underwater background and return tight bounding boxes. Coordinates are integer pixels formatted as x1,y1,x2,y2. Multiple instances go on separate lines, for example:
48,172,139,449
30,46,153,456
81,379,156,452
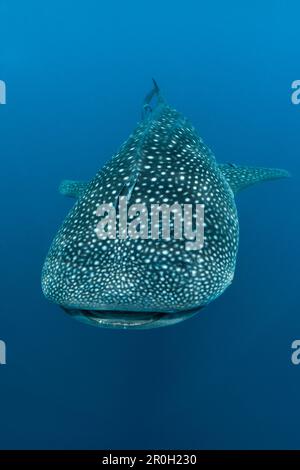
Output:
0,0,299,449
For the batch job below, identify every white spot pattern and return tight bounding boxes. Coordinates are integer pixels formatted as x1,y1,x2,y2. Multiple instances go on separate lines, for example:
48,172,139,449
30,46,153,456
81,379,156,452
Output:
42,100,239,324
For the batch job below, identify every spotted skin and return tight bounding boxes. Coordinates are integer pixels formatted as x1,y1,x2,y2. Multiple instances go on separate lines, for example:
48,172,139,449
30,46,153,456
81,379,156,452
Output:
41,85,288,329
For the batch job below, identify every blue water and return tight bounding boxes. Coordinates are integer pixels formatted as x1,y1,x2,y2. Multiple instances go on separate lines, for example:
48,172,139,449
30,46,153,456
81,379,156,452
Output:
0,0,299,449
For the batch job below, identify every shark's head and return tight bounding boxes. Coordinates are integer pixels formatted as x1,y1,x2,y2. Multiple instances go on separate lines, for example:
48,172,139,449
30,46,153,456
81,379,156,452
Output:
42,82,289,329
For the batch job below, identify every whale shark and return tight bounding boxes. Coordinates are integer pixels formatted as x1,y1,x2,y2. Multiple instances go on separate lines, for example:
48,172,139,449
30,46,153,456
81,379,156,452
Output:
41,81,289,329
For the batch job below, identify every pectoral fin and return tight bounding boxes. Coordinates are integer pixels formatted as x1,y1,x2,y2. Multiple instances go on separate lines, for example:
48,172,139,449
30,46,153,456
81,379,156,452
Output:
59,180,88,198
218,163,290,194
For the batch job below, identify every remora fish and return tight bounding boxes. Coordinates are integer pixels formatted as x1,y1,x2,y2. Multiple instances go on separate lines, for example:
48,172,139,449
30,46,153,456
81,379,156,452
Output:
41,81,289,329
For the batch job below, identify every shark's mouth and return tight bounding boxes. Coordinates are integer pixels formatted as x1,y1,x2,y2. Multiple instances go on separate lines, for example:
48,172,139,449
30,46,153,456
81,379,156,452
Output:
61,306,203,329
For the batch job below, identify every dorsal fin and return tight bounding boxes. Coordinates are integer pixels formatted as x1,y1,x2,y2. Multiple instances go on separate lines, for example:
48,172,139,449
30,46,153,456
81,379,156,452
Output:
142,79,163,118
